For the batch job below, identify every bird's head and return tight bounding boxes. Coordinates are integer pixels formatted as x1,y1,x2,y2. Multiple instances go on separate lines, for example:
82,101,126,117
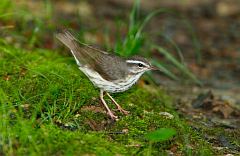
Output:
126,56,158,74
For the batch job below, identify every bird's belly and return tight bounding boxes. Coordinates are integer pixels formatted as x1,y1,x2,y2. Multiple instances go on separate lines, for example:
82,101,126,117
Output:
110,74,143,93
79,67,142,93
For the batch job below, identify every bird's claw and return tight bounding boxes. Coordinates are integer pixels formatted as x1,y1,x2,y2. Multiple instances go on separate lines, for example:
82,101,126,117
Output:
108,112,118,120
118,108,129,115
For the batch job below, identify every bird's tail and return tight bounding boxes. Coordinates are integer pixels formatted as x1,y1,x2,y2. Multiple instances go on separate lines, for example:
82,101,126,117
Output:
55,29,79,51
56,29,85,66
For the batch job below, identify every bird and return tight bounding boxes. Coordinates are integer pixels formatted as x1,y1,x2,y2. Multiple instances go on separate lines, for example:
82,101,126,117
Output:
56,29,158,120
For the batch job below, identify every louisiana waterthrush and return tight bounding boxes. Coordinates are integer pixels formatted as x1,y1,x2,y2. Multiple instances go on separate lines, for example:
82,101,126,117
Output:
56,29,158,120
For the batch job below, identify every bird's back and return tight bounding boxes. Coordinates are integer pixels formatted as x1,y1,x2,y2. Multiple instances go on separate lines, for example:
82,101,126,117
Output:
56,30,128,81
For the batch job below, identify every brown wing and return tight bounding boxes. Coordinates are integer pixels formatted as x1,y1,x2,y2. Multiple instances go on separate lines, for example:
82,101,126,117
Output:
56,29,128,81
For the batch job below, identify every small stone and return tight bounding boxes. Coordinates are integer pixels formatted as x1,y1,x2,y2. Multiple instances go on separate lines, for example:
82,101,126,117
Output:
159,112,174,119
122,128,129,134
75,114,81,118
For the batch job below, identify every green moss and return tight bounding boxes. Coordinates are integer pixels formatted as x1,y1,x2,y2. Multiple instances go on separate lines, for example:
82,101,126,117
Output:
0,44,215,155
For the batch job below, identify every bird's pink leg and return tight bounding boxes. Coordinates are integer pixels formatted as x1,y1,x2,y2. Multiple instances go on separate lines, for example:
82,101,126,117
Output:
106,92,129,115
100,90,118,120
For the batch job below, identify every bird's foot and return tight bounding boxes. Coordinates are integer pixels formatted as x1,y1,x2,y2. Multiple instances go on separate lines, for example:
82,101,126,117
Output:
117,107,129,115
108,111,118,120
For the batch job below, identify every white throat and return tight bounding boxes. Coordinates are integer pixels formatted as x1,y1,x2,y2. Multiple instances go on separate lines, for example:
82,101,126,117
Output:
116,72,145,91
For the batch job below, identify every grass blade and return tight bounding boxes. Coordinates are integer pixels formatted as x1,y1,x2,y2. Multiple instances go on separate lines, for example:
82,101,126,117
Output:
153,45,202,85
151,60,179,80
158,33,185,64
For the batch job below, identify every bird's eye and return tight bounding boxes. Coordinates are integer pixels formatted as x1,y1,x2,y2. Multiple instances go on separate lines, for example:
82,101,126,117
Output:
138,63,144,68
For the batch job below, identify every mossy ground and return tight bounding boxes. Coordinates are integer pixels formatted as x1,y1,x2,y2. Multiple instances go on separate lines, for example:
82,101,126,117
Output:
0,43,217,155
1,0,239,155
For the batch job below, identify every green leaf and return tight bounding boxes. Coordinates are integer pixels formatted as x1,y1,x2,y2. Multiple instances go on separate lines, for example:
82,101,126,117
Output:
145,128,176,142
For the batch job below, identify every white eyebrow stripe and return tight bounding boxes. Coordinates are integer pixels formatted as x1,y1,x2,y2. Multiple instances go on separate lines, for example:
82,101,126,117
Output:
126,60,149,67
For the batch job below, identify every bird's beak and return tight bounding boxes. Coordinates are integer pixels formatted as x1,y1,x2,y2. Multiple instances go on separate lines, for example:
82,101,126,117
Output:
149,66,159,71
